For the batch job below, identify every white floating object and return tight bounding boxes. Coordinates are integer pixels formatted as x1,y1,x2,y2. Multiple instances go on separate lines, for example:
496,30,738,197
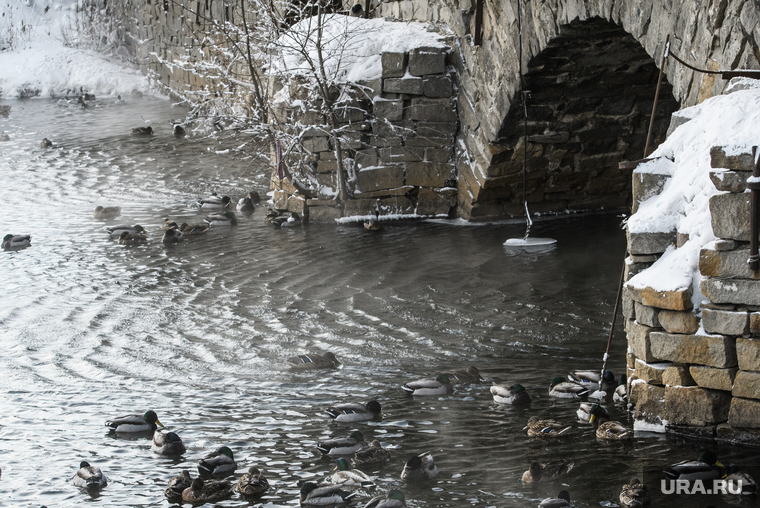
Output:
588,390,607,401
503,237,557,246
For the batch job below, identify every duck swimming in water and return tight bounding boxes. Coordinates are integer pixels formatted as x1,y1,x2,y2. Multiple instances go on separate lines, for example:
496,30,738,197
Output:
164,470,193,500
182,477,233,503
491,382,532,405
237,466,269,497
589,405,631,440
106,410,163,433
402,374,453,396
200,194,231,210
664,450,725,482
73,461,107,490
2,234,31,251
93,206,121,219
317,431,366,456
198,446,237,478
619,478,650,507
445,366,484,383
352,440,391,467
299,482,356,506
152,430,186,456
237,196,255,214
524,416,572,438
521,460,574,483
162,228,184,245
132,126,153,135
118,231,148,245
107,224,146,236
204,211,237,226
401,452,438,483
549,376,590,399
330,457,374,489
538,491,571,508
288,351,340,370
326,400,382,422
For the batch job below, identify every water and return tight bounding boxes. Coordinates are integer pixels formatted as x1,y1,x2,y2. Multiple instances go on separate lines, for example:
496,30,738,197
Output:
0,97,755,508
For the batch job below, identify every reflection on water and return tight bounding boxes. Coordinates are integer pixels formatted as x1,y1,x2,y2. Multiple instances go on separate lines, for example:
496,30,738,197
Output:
0,97,755,508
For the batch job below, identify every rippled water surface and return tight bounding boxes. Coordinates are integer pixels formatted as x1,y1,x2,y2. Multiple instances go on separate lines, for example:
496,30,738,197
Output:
0,97,756,508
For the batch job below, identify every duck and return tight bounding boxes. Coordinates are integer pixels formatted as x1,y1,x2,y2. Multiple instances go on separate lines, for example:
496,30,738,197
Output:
326,400,382,422
164,470,193,500
664,450,725,482
589,405,631,440
401,373,453,396
264,208,281,222
0,132,9,142
300,482,356,505
247,190,261,204
521,460,574,483
401,452,438,482
173,124,186,138
107,224,146,236
40,138,53,148
549,376,590,399
317,431,366,456
93,206,121,219
568,370,616,392
118,231,148,245
363,490,407,508
538,490,571,508
204,211,237,226
72,461,107,489
151,430,186,456
132,126,153,135
330,457,374,489
0,104,10,117
182,477,233,503
198,446,237,477
288,352,340,370
271,212,301,227
619,478,650,507
524,416,572,438
162,228,184,244
237,196,255,214
162,218,179,230
725,464,757,494
106,410,163,433
180,222,210,235
352,440,391,467
2,234,31,251
200,194,231,210
237,466,269,497
445,366,484,384
490,382,532,405
613,374,628,404
577,402,609,423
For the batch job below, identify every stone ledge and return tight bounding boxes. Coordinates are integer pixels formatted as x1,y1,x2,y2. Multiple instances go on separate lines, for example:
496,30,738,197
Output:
716,423,760,446
701,277,760,306
625,319,657,362
710,192,751,242
699,247,760,280
689,366,737,391
729,397,760,428
649,331,737,368
626,229,676,255
635,359,670,385
658,310,699,334
710,146,753,171
663,365,695,387
733,370,760,399
633,383,731,426
702,308,749,336
634,302,660,327
626,284,692,311
738,338,760,371
709,169,751,192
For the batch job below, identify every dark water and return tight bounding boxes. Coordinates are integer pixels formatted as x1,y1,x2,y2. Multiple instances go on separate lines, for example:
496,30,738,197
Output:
0,97,756,508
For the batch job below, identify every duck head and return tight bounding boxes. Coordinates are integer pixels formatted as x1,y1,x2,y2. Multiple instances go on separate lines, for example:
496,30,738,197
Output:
144,410,163,427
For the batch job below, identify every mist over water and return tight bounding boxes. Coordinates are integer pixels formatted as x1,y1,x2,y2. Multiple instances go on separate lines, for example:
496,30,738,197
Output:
0,97,755,508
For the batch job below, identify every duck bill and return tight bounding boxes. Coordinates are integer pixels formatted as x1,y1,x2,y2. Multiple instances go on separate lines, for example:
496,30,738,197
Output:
716,460,724,468
156,420,165,428
589,415,596,424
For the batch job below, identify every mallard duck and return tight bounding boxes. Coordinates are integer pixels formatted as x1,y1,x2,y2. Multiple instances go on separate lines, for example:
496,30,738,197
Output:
152,430,186,456
326,401,382,422
364,219,381,231
0,132,9,142
524,416,572,437
162,228,184,244
72,461,107,489
106,410,163,433
352,440,391,467
300,482,356,505
165,470,193,500
180,222,210,235
613,375,628,404
491,383,532,405
549,376,590,399
521,460,574,483
330,457,374,488
265,208,281,222
538,490,571,508
317,431,366,456
40,138,53,148
2,234,31,251
589,405,631,440
401,453,438,482
237,466,269,497
288,352,340,370
182,477,233,503
200,194,231,210
237,196,255,214
198,446,237,477
118,231,148,245
664,450,725,482
106,224,146,236
93,206,121,219
247,190,261,204
446,366,484,384
725,464,757,494
577,403,609,423
619,478,650,507
363,490,406,508
173,124,186,138
402,374,453,396
0,105,10,117
204,211,237,226
271,212,301,227
568,370,615,391
162,218,179,230
132,126,153,135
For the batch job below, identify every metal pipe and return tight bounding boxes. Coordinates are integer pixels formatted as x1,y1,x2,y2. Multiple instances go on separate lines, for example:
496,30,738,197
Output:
749,147,760,271
474,0,484,45
600,261,626,391
644,35,670,158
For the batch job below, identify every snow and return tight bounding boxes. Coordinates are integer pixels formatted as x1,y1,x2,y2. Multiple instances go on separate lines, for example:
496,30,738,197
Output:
635,359,670,370
0,1,152,99
633,419,668,433
626,80,760,300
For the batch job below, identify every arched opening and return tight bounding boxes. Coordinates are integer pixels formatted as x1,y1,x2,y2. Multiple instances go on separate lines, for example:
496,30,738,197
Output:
477,17,679,216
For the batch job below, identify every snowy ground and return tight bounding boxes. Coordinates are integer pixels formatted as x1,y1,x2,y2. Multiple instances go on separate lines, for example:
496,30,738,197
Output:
0,0,151,99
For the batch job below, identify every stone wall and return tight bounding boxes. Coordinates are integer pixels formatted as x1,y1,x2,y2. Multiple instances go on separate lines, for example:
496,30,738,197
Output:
624,145,760,445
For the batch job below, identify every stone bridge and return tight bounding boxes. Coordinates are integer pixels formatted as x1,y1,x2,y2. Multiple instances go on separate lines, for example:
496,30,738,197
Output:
377,0,760,220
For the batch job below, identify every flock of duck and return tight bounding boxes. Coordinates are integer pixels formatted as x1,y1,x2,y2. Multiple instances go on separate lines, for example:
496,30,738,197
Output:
58,353,758,508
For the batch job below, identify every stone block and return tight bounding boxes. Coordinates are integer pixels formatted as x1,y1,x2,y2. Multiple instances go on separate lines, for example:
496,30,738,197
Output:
733,371,760,399
339,132,367,150
710,146,753,171
701,277,760,306
715,239,738,251
709,169,750,192
317,160,338,173
373,99,404,121
416,122,458,137
699,247,759,280
658,310,700,334
353,186,414,199
355,78,383,98
409,98,457,122
624,260,652,283
416,188,454,216
405,136,453,147
627,351,636,369
335,103,368,123
308,205,342,222
383,77,423,95
406,162,452,187
378,146,424,163
632,171,670,214
319,151,337,161
408,46,446,76
423,76,453,97
702,308,749,336
373,119,414,138
634,302,660,328
342,198,380,217
381,52,408,78
649,332,738,368
663,386,731,426
625,319,657,362
635,359,670,385
663,365,696,387
729,397,760,428
632,382,667,423
716,424,760,445
622,287,635,319
377,196,414,215
626,284,692,311
710,192,751,241
626,228,676,255
285,195,306,214
355,149,378,169
369,135,403,147
356,165,404,192
302,126,330,138
753,314,760,336
689,366,737,391
425,147,452,163
302,136,330,153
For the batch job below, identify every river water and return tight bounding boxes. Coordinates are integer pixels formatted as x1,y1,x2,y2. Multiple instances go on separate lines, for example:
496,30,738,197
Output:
0,97,756,508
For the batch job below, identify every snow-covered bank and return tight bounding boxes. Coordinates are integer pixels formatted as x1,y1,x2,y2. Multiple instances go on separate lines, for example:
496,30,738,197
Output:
0,0,151,99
